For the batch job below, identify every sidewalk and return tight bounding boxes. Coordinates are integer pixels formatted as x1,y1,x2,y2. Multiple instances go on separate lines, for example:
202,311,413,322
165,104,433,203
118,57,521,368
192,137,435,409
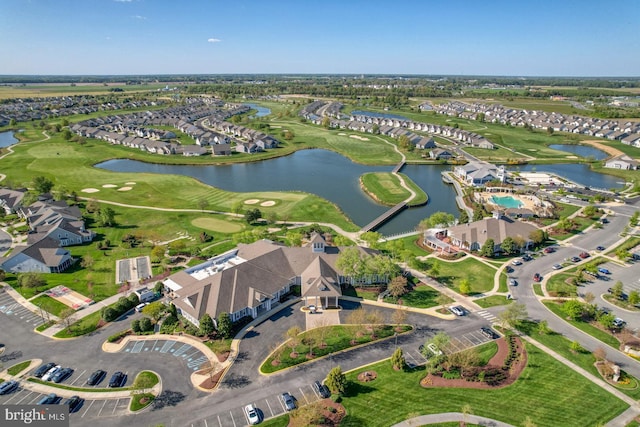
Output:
391,412,515,427
1,284,60,324
406,267,483,312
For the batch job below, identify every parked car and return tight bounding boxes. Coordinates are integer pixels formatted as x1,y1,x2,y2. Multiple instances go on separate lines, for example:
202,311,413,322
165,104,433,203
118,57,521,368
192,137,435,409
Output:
598,267,611,275
522,254,533,262
427,343,443,356
108,371,126,388
601,218,609,224
607,288,628,300
135,302,149,313
313,380,330,398
543,247,555,254
65,396,83,413
87,369,107,386
42,365,61,381
33,362,56,378
480,327,499,339
579,252,590,259
596,246,606,251
0,380,19,395
52,367,73,384
508,278,518,287
244,404,260,425
613,318,626,328
37,393,59,405
570,256,581,263
449,306,465,316
511,259,523,266
281,392,296,411
533,273,542,282
552,264,563,270
505,266,514,273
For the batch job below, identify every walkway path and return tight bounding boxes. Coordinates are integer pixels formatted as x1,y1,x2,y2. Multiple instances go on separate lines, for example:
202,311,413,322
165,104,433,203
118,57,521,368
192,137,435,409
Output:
391,412,515,427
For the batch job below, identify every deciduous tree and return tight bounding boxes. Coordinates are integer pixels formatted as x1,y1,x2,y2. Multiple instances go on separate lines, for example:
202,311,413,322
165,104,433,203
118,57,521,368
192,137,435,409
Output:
498,302,528,328
387,276,408,299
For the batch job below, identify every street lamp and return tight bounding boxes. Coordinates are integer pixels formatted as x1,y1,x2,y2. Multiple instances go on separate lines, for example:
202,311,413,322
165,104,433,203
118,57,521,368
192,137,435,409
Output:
394,332,398,349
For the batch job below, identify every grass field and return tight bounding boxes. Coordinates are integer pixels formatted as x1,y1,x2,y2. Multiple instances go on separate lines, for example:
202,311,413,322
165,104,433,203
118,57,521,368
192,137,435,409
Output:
359,172,428,206
338,343,627,426
543,301,620,349
429,258,497,295
0,83,168,99
474,295,512,308
31,295,70,317
191,217,245,233
384,284,448,308
546,273,578,297
7,360,31,376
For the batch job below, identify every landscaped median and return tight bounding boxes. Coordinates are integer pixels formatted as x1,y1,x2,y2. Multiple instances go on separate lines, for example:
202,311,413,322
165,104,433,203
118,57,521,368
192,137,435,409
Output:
260,324,413,374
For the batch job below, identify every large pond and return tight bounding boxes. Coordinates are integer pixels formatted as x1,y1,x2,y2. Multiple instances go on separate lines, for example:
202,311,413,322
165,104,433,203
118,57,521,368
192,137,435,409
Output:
0,131,18,148
96,149,460,235
243,103,271,117
350,110,410,121
510,163,625,190
549,144,608,160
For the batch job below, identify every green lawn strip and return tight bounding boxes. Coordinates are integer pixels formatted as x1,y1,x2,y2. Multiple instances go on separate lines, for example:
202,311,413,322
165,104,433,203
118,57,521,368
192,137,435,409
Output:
7,360,32,376
360,172,411,206
546,273,578,297
397,173,428,206
30,295,70,317
607,236,640,257
260,325,412,374
342,286,379,301
432,258,496,295
603,294,640,312
533,284,544,296
135,371,159,388
339,343,628,427
203,338,233,356
384,284,446,308
53,310,103,338
626,421,640,427
539,202,582,226
498,271,508,293
28,378,131,392
260,415,289,427
386,235,430,257
543,301,620,349
475,341,498,365
474,295,513,309
130,393,155,411
36,321,56,332
518,320,640,399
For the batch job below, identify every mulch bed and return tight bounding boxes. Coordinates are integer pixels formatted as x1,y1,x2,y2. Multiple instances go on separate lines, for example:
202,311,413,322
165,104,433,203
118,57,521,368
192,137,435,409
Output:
198,369,224,390
217,351,230,363
421,336,527,389
287,399,346,427
357,370,377,382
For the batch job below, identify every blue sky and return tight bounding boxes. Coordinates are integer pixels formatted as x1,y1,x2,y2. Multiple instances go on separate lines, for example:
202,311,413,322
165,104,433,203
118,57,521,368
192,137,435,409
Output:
0,0,638,76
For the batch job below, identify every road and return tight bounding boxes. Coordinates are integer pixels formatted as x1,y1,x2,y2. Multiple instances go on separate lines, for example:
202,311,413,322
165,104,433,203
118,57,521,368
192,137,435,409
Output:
509,198,640,379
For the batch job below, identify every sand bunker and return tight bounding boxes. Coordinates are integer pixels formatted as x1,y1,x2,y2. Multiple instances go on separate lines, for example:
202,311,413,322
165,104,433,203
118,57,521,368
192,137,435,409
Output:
350,135,369,141
125,181,136,185
117,187,132,191
244,199,260,205
565,155,578,159
102,184,117,188
81,188,99,193
338,132,347,136
260,200,276,207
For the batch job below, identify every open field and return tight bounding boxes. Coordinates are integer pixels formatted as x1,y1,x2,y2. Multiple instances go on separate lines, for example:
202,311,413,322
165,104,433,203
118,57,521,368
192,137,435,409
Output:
338,343,627,427
0,83,168,99
428,257,497,295
360,172,427,206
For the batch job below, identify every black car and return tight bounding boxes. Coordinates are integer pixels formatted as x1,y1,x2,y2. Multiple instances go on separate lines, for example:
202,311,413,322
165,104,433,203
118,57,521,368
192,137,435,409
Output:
87,369,106,386
281,392,296,411
313,380,330,398
480,327,499,340
51,367,74,384
109,371,126,388
522,254,533,262
0,380,19,395
65,396,83,413
37,393,59,405
33,362,56,378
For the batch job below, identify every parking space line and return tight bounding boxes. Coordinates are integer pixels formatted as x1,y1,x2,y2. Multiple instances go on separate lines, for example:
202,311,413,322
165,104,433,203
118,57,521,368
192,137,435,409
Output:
16,391,34,404
298,387,309,405
204,419,208,427
112,398,120,415
265,398,275,417
462,334,476,346
97,399,108,417
27,394,42,404
217,415,222,427
229,410,237,427
70,369,86,386
81,399,96,418
4,390,26,404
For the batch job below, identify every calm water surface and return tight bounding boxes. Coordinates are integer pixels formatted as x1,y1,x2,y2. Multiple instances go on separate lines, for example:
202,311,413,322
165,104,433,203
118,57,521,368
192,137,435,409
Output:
0,131,18,148
243,103,271,117
96,149,459,234
511,163,624,189
549,144,608,160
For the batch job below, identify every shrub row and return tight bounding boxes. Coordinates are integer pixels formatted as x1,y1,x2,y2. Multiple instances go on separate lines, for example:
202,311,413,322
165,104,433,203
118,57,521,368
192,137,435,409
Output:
101,294,139,322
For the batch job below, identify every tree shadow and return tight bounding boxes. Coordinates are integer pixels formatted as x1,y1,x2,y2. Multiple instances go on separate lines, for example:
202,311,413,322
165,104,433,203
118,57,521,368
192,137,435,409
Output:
151,390,186,410
221,373,251,389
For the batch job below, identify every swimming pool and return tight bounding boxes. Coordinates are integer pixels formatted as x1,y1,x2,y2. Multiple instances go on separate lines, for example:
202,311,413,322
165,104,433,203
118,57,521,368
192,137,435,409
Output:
490,195,523,208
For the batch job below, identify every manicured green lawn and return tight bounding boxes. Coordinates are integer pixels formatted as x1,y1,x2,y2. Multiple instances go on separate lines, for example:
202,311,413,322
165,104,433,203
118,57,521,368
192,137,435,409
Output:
518,320,640,400
540,202,582,226
260,325,411,374
383,235,430,258
7,360,31,376
384,284,447,308
260,416,289,427
130,393,155,411
397,173,429,206
54,310,103,338
546,273,578,297
339,343,628,427
36,321,55,332
430,258,497,295
498,271,508,293
30,295,70,317
543,301,620,349
474,295,513,308
475,341,498,365
533,284,544,296
361,172,421,206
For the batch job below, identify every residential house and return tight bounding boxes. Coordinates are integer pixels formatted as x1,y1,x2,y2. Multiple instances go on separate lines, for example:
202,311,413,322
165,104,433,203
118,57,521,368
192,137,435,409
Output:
0,237,73,273
0,188,26,215
604,155,638,170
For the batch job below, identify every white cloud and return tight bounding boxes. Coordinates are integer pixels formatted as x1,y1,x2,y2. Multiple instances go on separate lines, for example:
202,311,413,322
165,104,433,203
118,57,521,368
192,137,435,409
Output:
132,15,147,20
114,0,134,2
207,38,222,43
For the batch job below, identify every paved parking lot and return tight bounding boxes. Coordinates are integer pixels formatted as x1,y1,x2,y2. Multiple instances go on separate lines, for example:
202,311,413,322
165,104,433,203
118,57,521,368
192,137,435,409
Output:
122,339,209,371
0,289,45,327
402,328,495,368
187,381,325,427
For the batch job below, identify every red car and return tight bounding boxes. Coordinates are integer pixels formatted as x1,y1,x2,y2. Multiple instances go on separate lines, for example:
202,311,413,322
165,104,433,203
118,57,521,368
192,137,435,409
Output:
543,247,555,254
579,252,590,259
533,273,542,282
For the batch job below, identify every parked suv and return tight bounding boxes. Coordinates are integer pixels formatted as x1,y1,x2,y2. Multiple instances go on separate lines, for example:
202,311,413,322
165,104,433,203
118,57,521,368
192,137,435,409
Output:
0,380,19,395
281,392,296,411
109,371,126,388
480,327,499,339
87,369,106,386
314,380,331,398
33,362,56,378
52,367,73,384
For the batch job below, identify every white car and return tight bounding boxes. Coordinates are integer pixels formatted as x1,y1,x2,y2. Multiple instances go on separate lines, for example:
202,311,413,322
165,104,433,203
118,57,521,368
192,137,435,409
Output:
245,404,260,425
449,306,465,316
552,264,563,270
508,278,518,286
427,343,443,356
41,365,61,382
512,259,523,266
